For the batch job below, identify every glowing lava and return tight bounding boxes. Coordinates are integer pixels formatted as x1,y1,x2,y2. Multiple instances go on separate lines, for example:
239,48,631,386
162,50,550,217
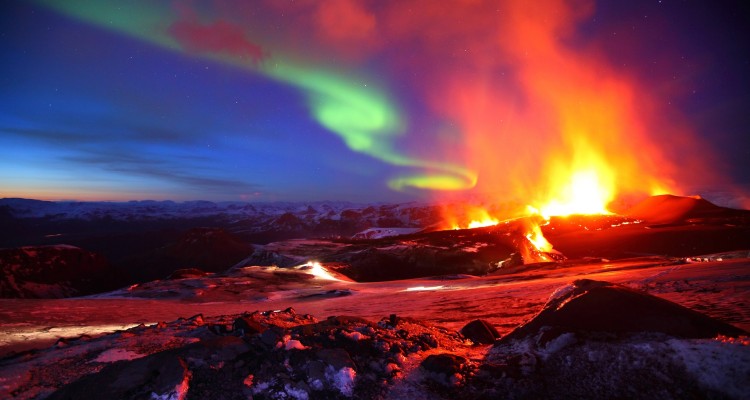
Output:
535,169,614,219
525,222,553,253
449,206,500,230
301,261,341,281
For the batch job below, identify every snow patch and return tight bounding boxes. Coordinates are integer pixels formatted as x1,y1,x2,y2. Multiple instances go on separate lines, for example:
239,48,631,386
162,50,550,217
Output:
540,332,576,357
285,339,308,351
283,383,310,400
93,348,144,363
325,366,356,397
352,227,422,240
668,336,750,399
341,331,366,342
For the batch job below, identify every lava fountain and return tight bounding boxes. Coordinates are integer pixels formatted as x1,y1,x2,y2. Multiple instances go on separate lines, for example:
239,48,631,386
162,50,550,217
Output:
431,1,714,262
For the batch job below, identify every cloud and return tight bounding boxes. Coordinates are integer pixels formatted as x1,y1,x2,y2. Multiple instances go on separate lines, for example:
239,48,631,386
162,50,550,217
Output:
63,150,260,192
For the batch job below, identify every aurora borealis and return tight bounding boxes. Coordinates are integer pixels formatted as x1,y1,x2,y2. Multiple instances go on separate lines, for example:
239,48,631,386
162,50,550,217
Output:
1,1,748,202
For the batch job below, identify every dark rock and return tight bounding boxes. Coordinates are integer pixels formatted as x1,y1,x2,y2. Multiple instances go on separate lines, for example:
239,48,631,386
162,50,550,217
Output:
420,354,468,386
418,333,439,349
208,323,233,335
233,248,298,268
48,351,191,400
260,326,284,347
326,315,372,326
167,268,210,279
188,336,251,363
421,354,466,375
317,348,356,370
233,316,266,336
460,319,500,345
0,245,114,298
500,279,747,344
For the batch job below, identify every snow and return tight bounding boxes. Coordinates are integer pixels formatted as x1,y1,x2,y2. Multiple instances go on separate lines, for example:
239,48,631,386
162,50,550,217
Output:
325,366,356,397
341,331,366,341
540,332,577,357
93,348,144,363
251,380,272,395
547,283,575,308
285,339,308,351
352,227,422,240
0,198,436,227
283,383,310,400
668,336,750,399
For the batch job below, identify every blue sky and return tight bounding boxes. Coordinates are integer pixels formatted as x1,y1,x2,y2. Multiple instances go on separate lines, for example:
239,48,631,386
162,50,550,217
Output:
1,1,747,202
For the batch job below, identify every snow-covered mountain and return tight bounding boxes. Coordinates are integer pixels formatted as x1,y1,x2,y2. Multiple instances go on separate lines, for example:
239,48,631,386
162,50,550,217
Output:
0,198,439,226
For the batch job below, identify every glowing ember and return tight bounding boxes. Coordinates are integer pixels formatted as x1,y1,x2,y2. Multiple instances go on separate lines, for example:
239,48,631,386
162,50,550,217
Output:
302,261,340,281
403,285,445,292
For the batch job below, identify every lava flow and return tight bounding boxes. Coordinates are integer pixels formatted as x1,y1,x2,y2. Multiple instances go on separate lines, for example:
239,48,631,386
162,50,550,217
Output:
445,163,658,264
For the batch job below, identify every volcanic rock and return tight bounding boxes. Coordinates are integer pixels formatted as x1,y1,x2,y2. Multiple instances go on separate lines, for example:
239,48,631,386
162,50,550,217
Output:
0,245,114,298
420,354,468,386
233,316,266,336
316,348,356,370
166,267,210,279
120,227,253,282
47,350,191,400
460,319,501,345
422,353,467,375
500,279,746,344
625,194,750,225
322,227,519,281
167,227,253,272
469,280,750,399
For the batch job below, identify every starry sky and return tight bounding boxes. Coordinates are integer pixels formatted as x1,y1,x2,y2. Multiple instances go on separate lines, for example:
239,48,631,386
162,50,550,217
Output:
1,1,748,202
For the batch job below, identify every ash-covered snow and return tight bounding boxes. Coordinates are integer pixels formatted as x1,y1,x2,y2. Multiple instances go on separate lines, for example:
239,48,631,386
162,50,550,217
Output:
351,227,422,240
92,348,144,363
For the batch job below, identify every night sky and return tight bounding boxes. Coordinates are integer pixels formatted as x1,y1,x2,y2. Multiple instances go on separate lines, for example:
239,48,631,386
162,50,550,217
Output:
1,1,748,203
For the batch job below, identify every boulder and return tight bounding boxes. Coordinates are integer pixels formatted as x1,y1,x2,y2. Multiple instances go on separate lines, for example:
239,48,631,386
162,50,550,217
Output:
233,316,266,336
500,279,746,344
460,319,500,345
48,351,191,400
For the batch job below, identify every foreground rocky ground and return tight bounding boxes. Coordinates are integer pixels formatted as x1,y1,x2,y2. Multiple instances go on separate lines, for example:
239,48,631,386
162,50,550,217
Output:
1,277,747,399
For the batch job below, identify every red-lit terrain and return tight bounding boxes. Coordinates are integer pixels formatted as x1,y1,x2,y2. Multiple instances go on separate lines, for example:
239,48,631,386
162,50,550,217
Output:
1,195,749,399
